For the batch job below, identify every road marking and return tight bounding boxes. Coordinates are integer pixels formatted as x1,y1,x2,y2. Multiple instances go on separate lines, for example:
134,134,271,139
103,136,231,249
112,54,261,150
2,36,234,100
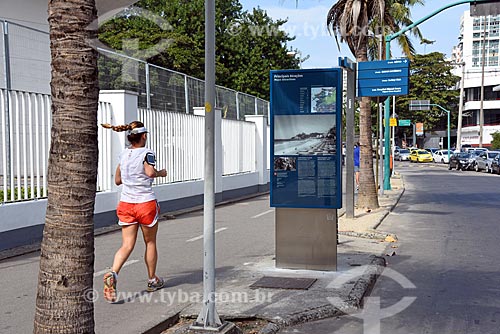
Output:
186,227,228,243
94,260,139,277
251,209,274,219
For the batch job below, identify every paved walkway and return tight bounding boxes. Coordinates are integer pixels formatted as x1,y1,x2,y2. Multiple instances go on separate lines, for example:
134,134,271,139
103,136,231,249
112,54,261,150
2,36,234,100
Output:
164,175,405,334
0,175,404,334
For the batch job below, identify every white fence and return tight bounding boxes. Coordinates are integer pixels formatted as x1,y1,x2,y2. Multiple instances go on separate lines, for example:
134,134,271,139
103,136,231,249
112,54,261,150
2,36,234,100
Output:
222,119,256,176
1,89,261,203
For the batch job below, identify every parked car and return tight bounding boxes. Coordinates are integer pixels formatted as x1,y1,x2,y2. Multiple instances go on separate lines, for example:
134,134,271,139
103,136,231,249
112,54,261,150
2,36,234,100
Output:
433,149,451,164
410,150,433,163
425,148,439,156
468,151,482,169
449,152,475,171
474,151,500,173
395,149,411,161
464,147,488,153
491,155,500,174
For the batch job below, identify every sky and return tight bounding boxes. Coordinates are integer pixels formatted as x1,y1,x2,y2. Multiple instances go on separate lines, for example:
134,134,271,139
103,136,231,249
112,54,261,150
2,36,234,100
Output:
239,0,468,68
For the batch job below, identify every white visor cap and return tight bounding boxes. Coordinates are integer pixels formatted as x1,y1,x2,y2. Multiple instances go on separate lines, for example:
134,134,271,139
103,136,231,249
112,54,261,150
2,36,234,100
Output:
129,126,148,135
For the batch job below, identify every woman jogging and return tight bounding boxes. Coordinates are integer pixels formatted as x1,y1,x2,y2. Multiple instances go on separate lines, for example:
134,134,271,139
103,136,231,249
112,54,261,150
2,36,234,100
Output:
101,121,167,303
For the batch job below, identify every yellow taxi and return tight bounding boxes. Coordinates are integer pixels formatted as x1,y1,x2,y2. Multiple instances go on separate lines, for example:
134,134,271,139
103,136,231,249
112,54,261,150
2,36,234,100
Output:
410,149,433,163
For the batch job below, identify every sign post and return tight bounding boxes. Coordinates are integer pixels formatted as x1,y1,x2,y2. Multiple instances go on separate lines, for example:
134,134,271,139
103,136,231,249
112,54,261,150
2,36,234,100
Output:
270,68,342,270
358,59,410,191
398,119,411,127
410,101,451,161
339,57,356,219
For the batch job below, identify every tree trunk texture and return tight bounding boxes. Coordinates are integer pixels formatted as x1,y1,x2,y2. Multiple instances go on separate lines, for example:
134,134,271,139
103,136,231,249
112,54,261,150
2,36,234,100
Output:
356,47,379,210
34,1,99,333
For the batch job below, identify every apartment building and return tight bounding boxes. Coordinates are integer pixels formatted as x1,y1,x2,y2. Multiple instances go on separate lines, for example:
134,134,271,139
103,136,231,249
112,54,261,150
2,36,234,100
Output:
453,10,500,147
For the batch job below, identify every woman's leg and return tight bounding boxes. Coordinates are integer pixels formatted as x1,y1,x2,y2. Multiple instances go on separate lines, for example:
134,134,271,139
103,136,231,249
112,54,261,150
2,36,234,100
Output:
140,223,159,280
112,224,139,274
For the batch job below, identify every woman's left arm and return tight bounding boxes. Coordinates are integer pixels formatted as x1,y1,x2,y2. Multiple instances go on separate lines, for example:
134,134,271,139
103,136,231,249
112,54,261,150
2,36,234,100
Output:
144,162,167,178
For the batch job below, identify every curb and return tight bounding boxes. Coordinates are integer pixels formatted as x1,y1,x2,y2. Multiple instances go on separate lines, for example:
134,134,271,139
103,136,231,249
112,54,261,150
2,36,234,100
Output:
371,175,405,231
257,256,387,334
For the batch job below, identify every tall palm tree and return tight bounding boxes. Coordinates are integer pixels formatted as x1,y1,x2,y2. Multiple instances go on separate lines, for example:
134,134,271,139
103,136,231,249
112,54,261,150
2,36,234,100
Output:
327,0,423,209
33,0,99,333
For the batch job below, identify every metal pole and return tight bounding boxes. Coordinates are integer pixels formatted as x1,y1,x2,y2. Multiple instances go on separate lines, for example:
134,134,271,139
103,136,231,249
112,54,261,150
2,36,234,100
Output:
392,96,396,176
379,102,384,195
384,0,493,158
145,63,151,110
340,58,356,219
375,101,379,191
386,0,492,43
479,15,487,148
383,39,391,190
412,123,416,147
447,109,451,161
456,62,465,151
184,74,190,114
2,21,12,192
194,0,222,329
376,35,383,193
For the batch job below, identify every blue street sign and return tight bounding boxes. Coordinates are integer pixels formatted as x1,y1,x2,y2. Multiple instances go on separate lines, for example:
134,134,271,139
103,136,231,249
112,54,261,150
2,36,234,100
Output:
358,77,406,88
357,67,410,80
358,85,409,97
357,58,410,97
357,58,409,70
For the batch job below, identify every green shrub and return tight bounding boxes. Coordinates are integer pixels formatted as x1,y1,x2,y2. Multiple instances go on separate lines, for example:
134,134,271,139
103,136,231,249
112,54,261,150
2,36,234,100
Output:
0,187,45,203
491,132,500,150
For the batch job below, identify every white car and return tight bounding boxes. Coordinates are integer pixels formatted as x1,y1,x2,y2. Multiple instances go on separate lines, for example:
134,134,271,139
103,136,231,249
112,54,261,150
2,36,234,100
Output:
433,149,451,164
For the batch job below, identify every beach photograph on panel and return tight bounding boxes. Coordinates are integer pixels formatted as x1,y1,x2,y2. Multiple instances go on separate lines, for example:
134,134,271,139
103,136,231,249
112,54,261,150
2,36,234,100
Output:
274,114,336,155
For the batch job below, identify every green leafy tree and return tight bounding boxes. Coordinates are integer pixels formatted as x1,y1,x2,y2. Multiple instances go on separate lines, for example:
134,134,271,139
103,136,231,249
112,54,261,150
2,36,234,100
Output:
97,0,297,101
396,52,460,136
221,7,298,99
491,132,500,150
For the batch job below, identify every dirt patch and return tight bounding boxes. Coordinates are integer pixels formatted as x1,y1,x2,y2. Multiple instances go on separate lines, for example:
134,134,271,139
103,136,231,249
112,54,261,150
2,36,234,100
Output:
162,317,269,334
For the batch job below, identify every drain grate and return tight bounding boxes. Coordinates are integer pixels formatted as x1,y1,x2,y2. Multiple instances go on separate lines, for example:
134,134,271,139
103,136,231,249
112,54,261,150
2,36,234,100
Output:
249,276,317,290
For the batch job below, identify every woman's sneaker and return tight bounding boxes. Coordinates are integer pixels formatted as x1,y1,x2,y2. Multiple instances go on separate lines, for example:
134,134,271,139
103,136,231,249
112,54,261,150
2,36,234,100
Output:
103,271,117,303
147,277,164,292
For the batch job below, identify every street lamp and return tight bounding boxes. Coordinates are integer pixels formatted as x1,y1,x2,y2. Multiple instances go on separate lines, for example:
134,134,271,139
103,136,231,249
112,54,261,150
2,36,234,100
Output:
286,51,302,68
286,50,309,68
453,61,466,152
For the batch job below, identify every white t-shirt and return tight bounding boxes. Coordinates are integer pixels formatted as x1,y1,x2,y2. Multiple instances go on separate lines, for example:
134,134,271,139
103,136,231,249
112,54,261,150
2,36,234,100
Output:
118,147,157,203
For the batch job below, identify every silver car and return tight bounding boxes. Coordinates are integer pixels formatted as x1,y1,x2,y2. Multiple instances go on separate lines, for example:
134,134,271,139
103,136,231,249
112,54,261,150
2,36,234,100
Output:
474,151,500,173
395,149,410,161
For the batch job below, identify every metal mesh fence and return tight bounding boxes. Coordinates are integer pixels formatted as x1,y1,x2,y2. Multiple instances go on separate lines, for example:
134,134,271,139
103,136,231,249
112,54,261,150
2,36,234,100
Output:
2,21,51,94
0,23,5,89
1,19,269,120
216,86,238,119
149,64,187,112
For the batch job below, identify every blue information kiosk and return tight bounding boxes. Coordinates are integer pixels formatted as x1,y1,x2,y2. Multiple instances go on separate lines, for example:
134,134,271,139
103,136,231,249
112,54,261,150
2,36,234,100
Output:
270,68,342,271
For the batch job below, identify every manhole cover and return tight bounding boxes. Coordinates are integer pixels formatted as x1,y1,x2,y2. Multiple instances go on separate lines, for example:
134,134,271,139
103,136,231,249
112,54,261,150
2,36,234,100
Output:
249,276,317,290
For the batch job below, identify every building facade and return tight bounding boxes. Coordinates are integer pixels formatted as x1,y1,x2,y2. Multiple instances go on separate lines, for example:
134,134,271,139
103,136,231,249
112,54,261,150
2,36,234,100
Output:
454,11,500,147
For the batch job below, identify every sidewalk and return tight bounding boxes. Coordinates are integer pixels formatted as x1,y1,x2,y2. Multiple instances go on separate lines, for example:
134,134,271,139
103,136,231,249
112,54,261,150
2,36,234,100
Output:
0,175,404,334
162,174,405,334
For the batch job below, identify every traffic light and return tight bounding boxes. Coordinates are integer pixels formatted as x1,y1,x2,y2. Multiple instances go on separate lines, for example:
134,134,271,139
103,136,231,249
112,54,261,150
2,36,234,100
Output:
470,0,500,17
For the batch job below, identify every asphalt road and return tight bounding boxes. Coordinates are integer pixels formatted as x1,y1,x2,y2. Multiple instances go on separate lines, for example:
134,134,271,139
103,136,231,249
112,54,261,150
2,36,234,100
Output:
282,161,500,334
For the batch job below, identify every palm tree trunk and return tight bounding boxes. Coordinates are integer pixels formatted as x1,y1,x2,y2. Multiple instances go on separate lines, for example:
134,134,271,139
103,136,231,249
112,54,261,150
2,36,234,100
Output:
34,1,99,333
356,48,379,210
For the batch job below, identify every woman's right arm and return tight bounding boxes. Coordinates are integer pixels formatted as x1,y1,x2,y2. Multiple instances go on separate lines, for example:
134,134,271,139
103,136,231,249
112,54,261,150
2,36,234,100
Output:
115,165,122,186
